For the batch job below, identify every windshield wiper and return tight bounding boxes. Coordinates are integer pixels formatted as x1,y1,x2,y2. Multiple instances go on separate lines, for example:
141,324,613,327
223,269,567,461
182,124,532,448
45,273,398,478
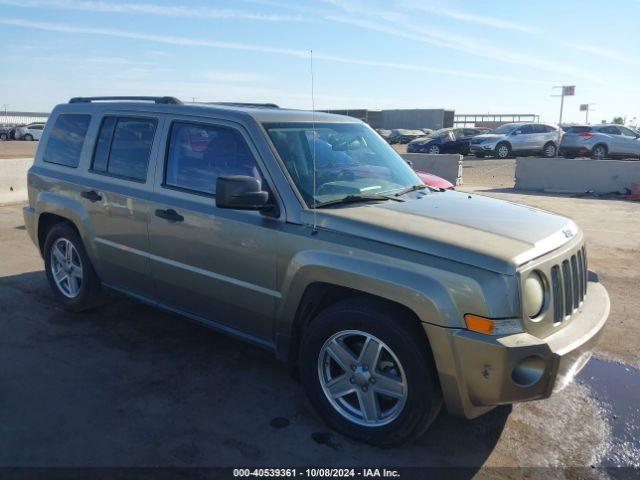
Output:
393,184,428,197
314,194,400,209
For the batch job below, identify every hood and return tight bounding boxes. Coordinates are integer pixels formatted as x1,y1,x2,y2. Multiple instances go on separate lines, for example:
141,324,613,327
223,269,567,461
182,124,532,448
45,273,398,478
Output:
304,190,578,274
473,133,506,142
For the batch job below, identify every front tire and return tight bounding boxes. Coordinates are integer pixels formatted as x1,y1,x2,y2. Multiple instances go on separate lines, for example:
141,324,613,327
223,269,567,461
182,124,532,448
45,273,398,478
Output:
0,133,7,141
23,134,34,141
299,298,442,447
428,145,440,154
44,223,103,312
495,142,511,159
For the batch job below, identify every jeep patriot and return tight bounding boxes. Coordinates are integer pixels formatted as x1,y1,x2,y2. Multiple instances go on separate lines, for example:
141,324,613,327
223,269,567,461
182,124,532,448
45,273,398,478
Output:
23,97,610,446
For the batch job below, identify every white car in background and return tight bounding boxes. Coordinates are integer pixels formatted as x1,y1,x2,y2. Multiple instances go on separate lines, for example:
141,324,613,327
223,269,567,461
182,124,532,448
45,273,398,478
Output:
15,122,45,141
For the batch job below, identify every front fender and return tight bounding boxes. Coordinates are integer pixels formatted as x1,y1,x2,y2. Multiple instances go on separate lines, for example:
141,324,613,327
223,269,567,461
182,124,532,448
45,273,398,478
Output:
275,249,490,360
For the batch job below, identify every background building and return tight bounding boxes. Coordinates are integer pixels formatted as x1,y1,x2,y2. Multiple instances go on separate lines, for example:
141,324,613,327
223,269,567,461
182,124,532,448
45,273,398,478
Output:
322,108,455,130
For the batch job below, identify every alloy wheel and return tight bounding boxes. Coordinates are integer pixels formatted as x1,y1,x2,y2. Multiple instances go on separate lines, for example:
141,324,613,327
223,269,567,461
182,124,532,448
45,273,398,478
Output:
317,330,408,427
50,238,83,298
497,145,509,158
544,144,556,157
428,145,440,154
593,146,606,159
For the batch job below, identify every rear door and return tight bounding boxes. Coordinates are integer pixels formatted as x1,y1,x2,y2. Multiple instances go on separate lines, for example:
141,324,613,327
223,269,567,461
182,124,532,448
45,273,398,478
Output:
600,126,625,156
618,126,640,157
82,112,164,299
147,116,280,342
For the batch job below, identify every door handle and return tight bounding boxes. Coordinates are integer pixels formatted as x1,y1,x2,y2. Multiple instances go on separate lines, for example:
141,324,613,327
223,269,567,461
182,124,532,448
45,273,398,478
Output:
155,208,184,223
80,190,102,202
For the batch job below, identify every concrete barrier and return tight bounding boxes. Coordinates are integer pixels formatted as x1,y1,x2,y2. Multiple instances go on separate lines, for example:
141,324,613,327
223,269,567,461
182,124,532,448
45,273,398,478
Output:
515,157,640,193
400,153,463,185
0,158,32,205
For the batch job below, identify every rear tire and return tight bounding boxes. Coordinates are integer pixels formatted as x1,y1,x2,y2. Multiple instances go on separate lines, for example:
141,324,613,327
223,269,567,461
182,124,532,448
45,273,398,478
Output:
591,144,607,160
543,142,557,158
0,133,7,141
23,133,33,141
299,297,442,447
495,142,511,159
44,223,103,312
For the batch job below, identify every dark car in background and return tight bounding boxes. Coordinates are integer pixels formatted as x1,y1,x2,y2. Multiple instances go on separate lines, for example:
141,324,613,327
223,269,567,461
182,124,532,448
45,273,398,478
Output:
0,126,10,141
407,127,488,154
389,129,426,144
559,124,640,159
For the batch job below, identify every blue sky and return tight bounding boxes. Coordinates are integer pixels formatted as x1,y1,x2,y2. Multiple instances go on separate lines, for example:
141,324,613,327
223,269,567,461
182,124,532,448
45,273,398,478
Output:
1,0,638,124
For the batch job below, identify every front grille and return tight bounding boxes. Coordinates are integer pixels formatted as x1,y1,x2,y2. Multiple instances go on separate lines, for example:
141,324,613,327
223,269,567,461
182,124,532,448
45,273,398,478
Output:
550,245,588,324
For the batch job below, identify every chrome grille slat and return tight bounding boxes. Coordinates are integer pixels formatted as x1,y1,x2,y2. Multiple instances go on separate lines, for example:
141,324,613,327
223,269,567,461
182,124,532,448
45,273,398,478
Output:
576,250,585,302
551,266,563,324
571,255,579,308
562,260,573,316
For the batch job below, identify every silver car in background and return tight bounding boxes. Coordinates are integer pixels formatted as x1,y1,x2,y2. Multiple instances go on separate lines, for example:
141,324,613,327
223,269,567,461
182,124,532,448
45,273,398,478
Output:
470,123,560,159
559,124,640,159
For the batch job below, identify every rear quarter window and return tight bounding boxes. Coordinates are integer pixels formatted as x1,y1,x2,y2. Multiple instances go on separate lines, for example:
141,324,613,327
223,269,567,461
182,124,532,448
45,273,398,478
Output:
43,114,91,167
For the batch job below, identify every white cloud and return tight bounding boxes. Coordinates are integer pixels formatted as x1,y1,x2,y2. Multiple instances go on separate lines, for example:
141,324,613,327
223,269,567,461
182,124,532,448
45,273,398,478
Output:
398,1,541,34
0,0,308,22
0,18,543,84
561,42,638,66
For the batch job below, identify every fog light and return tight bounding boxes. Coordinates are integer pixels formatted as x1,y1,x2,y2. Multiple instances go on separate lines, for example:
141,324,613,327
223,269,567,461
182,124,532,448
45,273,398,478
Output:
512,355,545,387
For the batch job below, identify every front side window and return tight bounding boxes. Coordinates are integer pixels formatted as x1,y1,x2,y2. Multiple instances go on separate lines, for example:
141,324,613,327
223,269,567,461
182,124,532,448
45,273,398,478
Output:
619,127,637,137
264,122,422,207
491,123,518,134
92,116,156,182
43,114,91,167
164,122,261,195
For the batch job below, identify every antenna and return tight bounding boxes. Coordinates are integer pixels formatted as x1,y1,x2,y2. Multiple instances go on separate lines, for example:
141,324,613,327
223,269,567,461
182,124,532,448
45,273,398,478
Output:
310,49,318,234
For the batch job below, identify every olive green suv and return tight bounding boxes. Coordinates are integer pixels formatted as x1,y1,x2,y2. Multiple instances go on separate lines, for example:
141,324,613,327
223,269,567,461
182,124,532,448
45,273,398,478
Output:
24,97,609,446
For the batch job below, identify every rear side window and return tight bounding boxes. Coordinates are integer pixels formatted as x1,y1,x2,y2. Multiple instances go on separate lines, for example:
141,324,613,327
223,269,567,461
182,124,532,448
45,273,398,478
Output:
164,122,261,195
91,116,156,182
43,114,91,167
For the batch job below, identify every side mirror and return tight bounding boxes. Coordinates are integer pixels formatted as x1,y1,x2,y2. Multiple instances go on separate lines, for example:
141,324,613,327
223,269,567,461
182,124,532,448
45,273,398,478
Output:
405,159,413,168
512,130,521,136
216,176,271,211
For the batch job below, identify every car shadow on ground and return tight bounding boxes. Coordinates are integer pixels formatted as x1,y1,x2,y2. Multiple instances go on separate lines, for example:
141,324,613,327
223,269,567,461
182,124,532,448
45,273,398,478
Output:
0,270,509,472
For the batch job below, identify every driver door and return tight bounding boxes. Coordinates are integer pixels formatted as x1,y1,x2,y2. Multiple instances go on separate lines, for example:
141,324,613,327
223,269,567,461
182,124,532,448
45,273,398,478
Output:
147,118,280,342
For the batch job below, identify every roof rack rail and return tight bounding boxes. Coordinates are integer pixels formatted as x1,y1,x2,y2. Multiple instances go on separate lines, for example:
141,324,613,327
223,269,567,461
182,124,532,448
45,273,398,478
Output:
69,96,183,105
210,102,280,109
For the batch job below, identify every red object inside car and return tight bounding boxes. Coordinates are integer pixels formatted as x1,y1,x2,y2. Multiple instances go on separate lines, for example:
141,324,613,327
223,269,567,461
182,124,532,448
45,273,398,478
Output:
415,170,455,190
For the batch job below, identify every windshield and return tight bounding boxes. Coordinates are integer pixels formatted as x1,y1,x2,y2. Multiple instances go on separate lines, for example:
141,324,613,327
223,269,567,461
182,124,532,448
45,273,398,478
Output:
264,122,422,207
491,124,518,134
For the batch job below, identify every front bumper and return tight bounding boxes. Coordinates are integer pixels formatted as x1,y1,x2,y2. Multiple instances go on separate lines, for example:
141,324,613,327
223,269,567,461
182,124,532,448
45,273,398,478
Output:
423,278,609,419
470,143,496,154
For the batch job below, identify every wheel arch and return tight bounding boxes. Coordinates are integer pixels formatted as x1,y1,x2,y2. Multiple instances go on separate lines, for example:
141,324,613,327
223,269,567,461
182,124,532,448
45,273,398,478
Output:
34,191,96,259
274,251,466,363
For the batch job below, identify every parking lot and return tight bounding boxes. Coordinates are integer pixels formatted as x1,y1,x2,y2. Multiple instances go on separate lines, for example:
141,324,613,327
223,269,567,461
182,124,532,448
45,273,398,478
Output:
1,140,639,471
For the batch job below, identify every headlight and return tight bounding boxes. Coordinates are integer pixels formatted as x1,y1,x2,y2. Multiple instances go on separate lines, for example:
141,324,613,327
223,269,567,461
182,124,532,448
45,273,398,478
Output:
523,271,546,318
